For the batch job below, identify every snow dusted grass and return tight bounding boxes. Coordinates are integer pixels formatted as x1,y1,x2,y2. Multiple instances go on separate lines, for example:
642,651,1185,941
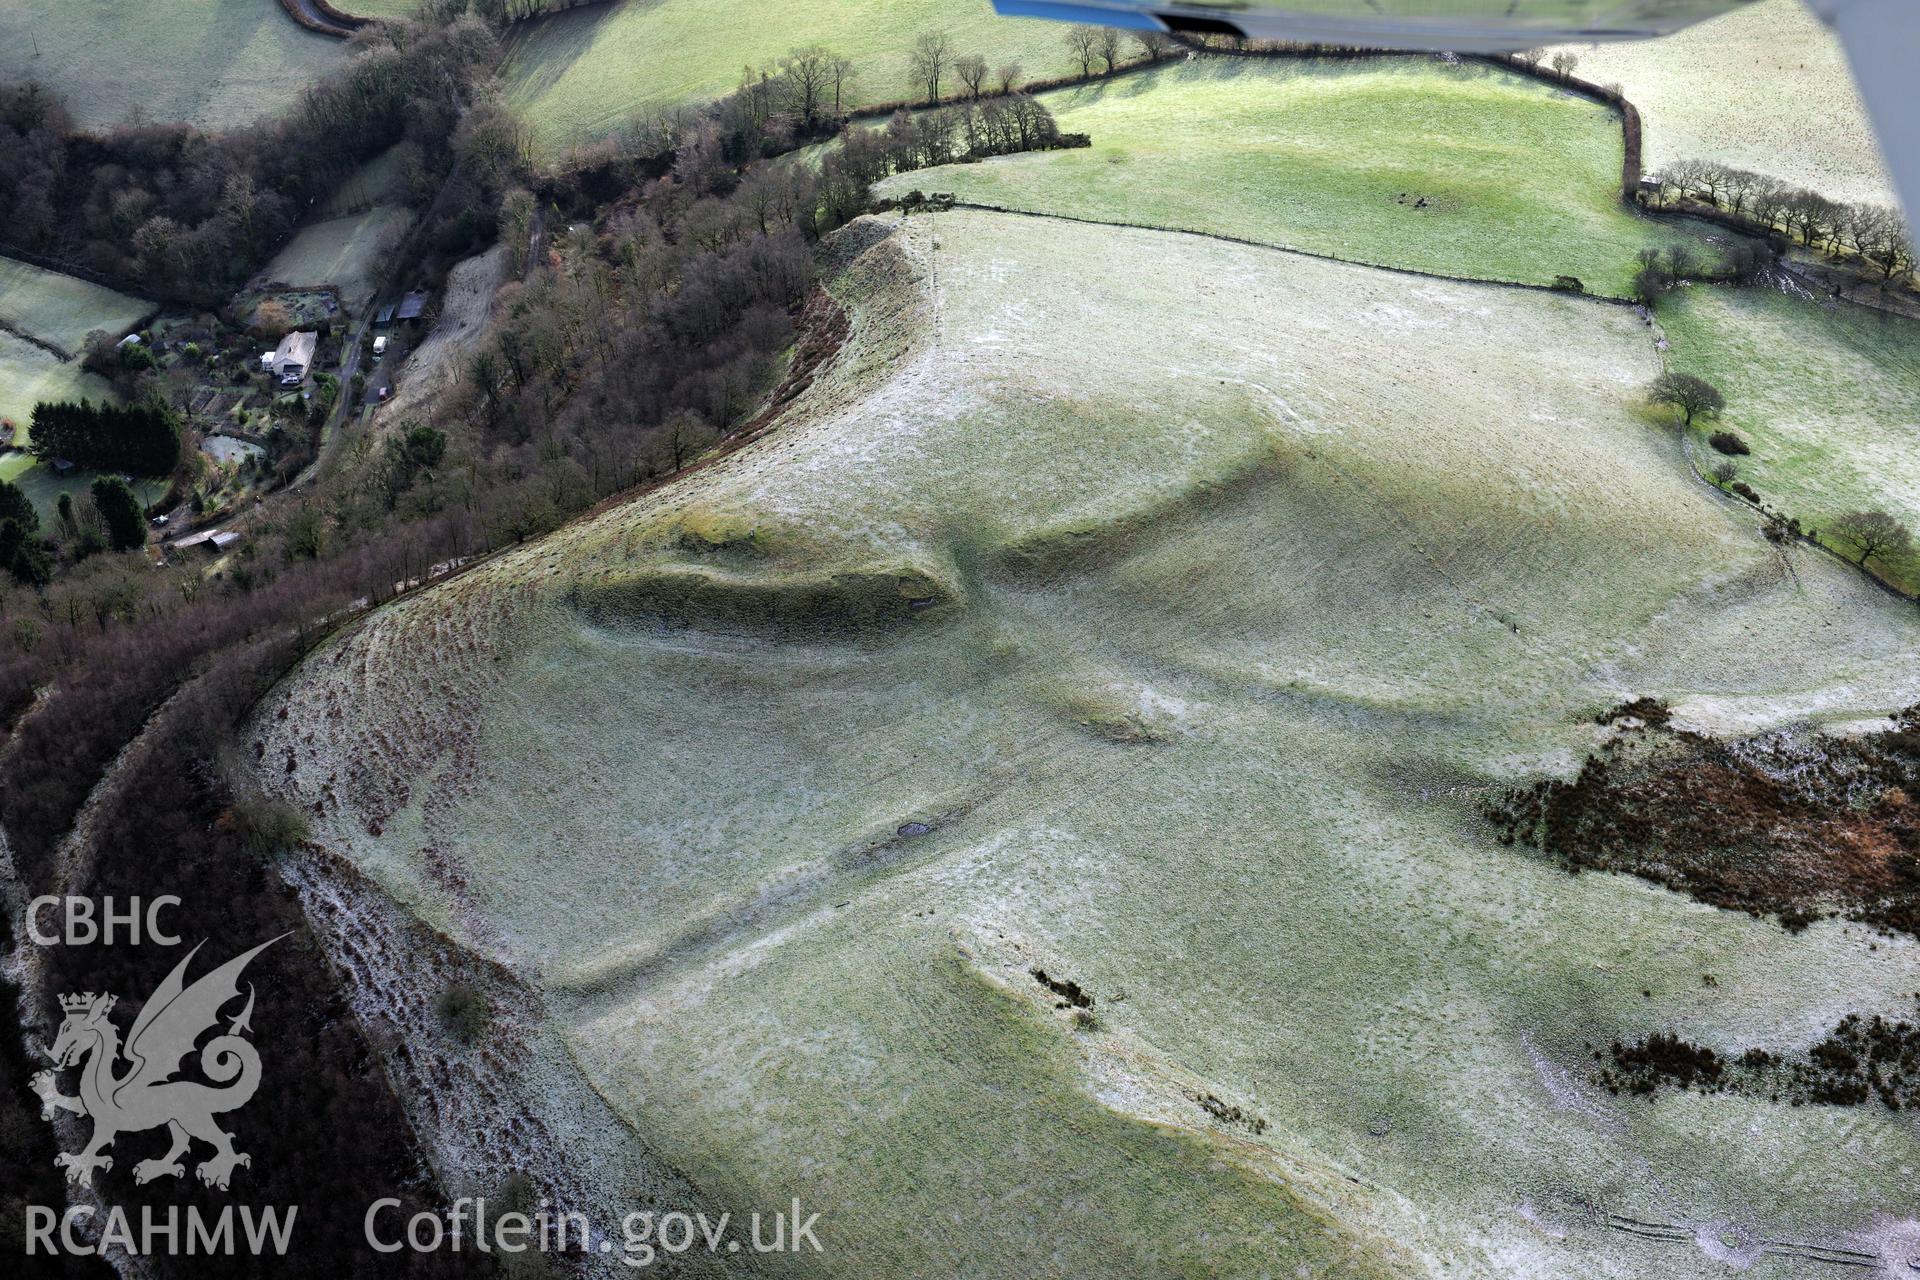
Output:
0,0,348,135
254,211,1920,1278
504,0,1076,161
0,335,117,450
1554,0,1892,205
0,258,150,356
1661,283,1920,592
0,260,150,515
875,56,1714,295
261,206,414,313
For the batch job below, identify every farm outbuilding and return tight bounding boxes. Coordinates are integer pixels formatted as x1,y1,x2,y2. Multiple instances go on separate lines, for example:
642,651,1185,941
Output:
171,527,243,554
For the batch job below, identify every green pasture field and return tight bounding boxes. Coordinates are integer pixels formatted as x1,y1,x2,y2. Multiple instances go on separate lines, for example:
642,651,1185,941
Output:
503,0,1078,160
0,0,348,135
254,209,1920,1279
876,56,1720,295
1556,0,1892,206
1660,282,1920,591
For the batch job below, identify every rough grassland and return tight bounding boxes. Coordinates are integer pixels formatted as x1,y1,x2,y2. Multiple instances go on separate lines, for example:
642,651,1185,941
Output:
0,258,150,356
504,0,1075,160
254,210,1920,1278
876,57,1710,296
261,206,414,313
1554,0,1891,205
1660,283,1920,590
0,0,347,135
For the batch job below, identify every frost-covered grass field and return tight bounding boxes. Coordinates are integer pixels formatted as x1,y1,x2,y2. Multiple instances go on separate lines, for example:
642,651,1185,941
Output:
0,258,150,357
0,260,150,514
0,0,347,135
0,336,116,446
504,0,1076,160
876,57,1713,295
1554,0,1892,205
254,210,1920,1279
261,206,414,313
1661,283,1920,591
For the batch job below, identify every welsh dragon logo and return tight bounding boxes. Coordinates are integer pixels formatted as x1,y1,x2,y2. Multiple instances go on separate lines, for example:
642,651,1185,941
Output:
34,937,283,1191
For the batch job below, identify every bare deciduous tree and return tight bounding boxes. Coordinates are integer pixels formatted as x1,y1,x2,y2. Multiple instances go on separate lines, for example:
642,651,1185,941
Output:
1132,30,1173,61
1095,26,1124,73
776,45,834,125
1065,25,1100,77
1648,372,1725,428
1549,50,1578,77
910,30,954,103
995,61,1022,94
829,54,856,117
955,53,989,100
1826,509,1914,568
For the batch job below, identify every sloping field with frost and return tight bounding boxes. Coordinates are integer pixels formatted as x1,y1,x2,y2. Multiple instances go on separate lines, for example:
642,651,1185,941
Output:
252,210,1920,1278
874,57,1715,296
1553,0,1892,206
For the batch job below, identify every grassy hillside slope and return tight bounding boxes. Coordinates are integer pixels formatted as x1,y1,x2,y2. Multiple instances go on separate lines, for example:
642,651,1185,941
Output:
504,0,1076,159
0,0,348,134
876,57,1711,295
1660,283,1920,590
1555,0,1891,205
253,210,1920,1278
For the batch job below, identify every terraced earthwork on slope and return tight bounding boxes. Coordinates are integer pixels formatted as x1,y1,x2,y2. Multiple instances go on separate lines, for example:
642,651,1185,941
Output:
875,56,1714,296
254,210,1920,1278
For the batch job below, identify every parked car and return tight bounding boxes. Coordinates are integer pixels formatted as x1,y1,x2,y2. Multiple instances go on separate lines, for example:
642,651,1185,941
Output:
373,336,388,357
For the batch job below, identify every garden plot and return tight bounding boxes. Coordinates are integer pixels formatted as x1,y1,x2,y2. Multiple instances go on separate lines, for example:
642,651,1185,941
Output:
875,56,1713,296
1660,283,1920,590
0,0,347,135
254,210,1920,1279
1554,0,1892,205
260,207,413,314
503,0,1076,160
